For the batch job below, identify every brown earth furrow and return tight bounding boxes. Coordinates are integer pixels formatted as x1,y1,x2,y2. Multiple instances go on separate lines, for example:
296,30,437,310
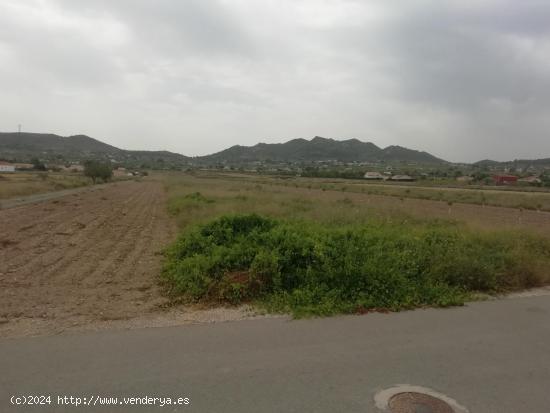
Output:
39,189,155,295
1,183,145,274
73,186,156,286
0,185,110,231
0,180,177,335
82,187,173,315
43,186,150,284
113,188,171,287
2,183,131,236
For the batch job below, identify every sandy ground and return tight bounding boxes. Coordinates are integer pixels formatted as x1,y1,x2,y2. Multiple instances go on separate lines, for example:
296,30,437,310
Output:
0,180,261,338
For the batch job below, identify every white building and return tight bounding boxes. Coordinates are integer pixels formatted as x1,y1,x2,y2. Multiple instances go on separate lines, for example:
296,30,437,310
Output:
363,171,385,180
0,161,15,172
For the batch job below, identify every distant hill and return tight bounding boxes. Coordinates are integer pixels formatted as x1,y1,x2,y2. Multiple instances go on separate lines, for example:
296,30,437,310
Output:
197,136,446,164
0,132,451,168
0,132,120,154
474,158,550,169
0,132,189,168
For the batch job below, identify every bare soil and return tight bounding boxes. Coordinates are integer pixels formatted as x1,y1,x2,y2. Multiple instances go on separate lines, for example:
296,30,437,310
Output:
0,180,262,338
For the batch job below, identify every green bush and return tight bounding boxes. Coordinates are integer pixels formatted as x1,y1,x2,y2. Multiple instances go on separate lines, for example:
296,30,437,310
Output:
163,214,550,316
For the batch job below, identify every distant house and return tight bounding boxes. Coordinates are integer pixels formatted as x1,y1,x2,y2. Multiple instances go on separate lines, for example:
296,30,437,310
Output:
47,164,64,172
390,175,415,182
13,163,34,170
456,176,474,182
363,171,385,180
0,161,15,173
113,169,127,177
67,164,84,172
493,175,518,185
518,176,541,185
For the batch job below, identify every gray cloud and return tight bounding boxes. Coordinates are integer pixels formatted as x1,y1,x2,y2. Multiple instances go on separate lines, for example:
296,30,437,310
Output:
59,0,256,57
0,0,549,162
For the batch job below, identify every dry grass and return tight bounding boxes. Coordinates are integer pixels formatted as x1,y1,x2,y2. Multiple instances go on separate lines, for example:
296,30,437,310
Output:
160,171,550,237
0,172,140,200
225,174,550,212
0,172,92,199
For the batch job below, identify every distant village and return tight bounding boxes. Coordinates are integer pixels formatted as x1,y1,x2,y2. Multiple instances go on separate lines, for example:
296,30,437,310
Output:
1,157,549,187
0,160,144,177
191,159,550,187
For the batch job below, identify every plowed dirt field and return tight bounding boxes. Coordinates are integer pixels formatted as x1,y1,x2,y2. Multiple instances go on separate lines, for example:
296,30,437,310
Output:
0,180,178,335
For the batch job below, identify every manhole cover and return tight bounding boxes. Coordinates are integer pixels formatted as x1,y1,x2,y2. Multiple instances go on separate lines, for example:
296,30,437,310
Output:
374,385,469,413
389,392,455,413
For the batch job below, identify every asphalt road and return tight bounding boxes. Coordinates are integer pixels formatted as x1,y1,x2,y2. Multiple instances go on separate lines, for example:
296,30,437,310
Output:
1,294,549,413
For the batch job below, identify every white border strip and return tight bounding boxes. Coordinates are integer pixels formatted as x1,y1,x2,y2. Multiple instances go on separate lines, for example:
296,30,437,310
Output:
374,385,469,413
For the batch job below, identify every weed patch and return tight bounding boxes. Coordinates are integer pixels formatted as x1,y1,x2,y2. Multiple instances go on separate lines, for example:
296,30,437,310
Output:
163,214,550,317
167,191,215,215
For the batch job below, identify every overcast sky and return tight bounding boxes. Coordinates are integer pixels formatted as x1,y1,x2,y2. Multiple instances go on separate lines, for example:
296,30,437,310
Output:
1,0,549,162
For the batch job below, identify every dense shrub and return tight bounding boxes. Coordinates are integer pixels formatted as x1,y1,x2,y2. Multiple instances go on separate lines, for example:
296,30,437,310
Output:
163,214,550,316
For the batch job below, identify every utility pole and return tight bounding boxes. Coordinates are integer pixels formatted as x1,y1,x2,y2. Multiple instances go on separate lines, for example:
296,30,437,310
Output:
18,124,21,133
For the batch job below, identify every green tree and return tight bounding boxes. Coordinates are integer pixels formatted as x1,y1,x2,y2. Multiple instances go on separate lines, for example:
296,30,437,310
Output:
31,157,46,171
473,170,490,182
83,160,113,184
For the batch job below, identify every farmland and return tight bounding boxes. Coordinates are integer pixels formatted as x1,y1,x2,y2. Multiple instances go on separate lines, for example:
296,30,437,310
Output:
230,174,550,212
161,172,550,316
1,171,550,336
0,181,175,336
164,172,550,236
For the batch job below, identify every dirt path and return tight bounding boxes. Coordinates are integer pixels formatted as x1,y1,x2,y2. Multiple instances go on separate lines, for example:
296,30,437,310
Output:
0,182,109,210
0,180,259,337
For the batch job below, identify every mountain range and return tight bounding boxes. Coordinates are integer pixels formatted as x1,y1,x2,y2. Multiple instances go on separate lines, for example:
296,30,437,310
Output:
195,136,444,164
2,132,549,168
0,132,446,166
